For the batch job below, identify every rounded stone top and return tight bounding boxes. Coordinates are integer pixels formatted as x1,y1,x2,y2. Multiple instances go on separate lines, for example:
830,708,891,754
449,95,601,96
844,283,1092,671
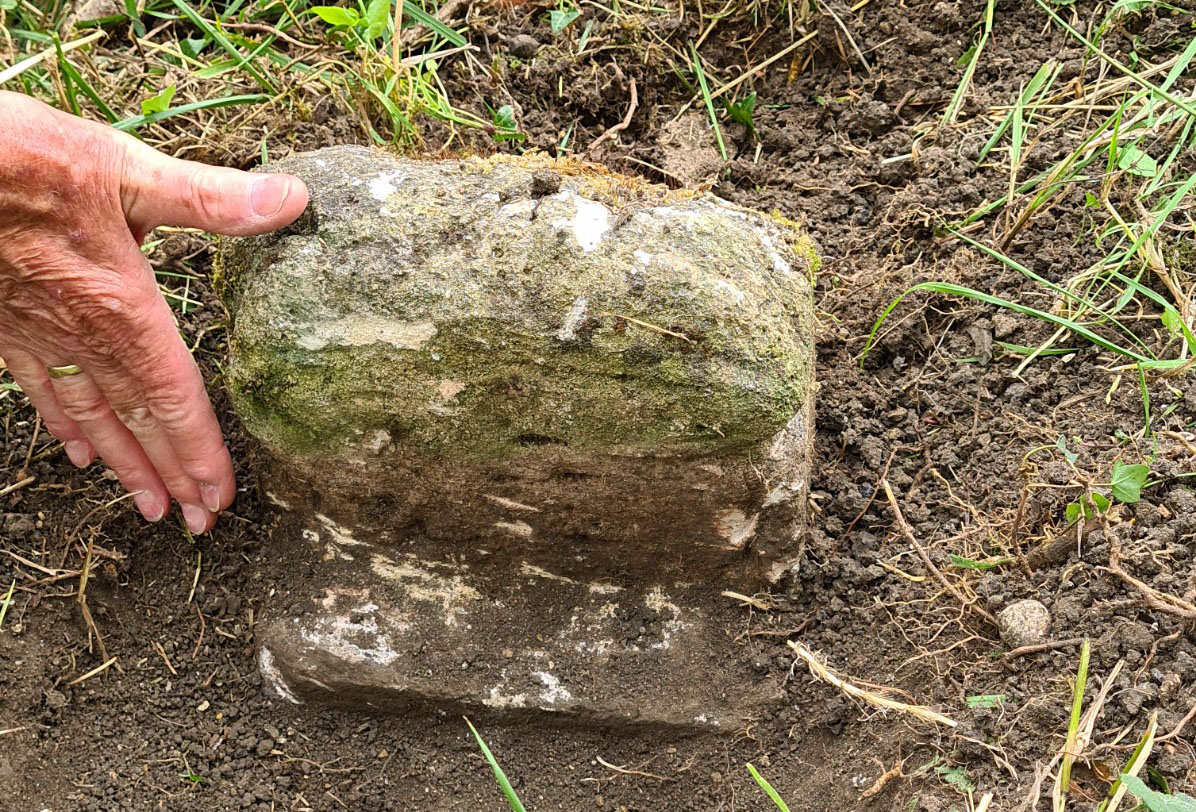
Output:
220,147,817,461
997,599,1051,649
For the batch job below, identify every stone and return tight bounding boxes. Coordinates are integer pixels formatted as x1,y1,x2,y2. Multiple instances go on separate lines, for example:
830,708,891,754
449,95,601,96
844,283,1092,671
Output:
63,0,123,30
1,513,35,540
221,146,818,729
997,599,1051,649
507,34,541,59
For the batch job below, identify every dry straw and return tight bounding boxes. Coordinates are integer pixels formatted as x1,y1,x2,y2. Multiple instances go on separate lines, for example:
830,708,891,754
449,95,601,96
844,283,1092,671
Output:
787,640,958,728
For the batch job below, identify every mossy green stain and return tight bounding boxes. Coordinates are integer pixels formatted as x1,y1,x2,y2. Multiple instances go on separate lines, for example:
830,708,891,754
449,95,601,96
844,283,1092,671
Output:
231,313,804,460
222,148,817,463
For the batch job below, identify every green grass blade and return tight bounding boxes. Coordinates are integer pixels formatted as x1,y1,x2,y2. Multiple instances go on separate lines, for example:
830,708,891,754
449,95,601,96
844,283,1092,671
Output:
690,42,727,162
1056,638,1091,812
53,40,119,122
464,718,528,812
1108,271,1196,355
1105,710,1157,812
361,79,414,141
1138,363,1151,439
402,3,467,47
1144,115,1195,199
977,60,1058,164
862,281,1155,365
53,36,82,116
995,340,1077,357
112,93,269,131
1035,0,1196,119
124,0,147,37
169,0,277,93
943,0,995,125
0,580,14,631
951,230,1157,358
746,764,791,812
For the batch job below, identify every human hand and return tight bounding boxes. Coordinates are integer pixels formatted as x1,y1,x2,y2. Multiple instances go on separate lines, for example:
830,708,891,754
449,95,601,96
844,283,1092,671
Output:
0,91,309,534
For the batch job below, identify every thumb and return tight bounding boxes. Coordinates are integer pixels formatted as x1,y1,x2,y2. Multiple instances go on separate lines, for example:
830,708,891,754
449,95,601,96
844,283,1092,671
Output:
119,137,309,237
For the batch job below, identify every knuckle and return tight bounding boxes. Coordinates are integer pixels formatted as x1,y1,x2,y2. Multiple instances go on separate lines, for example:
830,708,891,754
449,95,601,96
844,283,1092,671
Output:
40,418,81,442
114,403,156,437
146,389,194,428
189,169,229,224
160,471,199,500
59,388,110,425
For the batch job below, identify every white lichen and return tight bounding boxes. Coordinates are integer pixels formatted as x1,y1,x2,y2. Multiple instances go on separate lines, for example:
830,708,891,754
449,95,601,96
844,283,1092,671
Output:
259,647,302,705
367,170,406,202
556,295,589,341
552,192,610,252
296,317,437,352
533,670,573,706
369,554,481,625
714,509,760,549
298,603,399,667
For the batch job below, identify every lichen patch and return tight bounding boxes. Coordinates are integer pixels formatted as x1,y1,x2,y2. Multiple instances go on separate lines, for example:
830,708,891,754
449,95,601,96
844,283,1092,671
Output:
367,170,406,201
369,554,481,624
259,648,302,705
551,191,610,252
296,317,437,352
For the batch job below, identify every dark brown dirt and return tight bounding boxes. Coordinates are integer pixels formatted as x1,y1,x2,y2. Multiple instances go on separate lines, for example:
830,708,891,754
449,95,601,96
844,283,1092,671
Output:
4,1,1196,809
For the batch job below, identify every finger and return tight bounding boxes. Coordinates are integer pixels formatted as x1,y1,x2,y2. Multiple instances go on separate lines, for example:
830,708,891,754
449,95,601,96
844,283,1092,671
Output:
99,377,218,536
2,348,95,467
45,362,170,523
108,287,236,517
117,135,309,237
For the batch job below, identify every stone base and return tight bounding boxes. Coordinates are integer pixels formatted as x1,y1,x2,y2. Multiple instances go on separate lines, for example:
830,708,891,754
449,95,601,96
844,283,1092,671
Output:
257,528,781,730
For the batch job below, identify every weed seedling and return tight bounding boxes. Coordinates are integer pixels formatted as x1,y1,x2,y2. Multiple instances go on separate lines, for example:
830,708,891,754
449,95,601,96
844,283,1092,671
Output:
0,580,14,631
548,2,581,34
1118,773,1196,812
746,763,791,812
465,718,527,812
723,91,758,139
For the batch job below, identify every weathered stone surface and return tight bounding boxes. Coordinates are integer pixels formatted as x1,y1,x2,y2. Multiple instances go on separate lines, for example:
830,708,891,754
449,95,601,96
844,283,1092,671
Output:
998,599,1051,649
256,548,777,728
222,146,817,727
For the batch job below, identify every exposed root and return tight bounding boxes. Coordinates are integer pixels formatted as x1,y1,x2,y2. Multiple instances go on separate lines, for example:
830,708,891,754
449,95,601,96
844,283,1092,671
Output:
787,640,958,728
882,480,997,626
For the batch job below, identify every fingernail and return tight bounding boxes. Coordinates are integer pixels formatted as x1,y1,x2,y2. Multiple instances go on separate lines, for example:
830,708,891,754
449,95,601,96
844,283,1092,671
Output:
200,483,222,513
251,175,291,217
182,503,209,535
64,440,92,468
134,491,165,522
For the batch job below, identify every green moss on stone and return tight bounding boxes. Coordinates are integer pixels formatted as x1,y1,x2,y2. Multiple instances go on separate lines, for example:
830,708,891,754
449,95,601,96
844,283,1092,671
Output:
222,147,817,463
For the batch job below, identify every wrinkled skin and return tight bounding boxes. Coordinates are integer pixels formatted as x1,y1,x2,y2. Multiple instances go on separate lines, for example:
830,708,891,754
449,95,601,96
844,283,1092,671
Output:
0,92,308,534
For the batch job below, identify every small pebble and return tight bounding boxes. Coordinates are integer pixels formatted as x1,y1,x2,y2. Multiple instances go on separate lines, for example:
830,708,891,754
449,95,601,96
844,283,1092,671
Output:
997,599,1051,649
508,34,541,59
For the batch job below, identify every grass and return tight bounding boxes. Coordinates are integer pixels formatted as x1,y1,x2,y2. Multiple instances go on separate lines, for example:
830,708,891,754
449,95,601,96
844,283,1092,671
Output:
1054,639,1090,812
747,763,791,812
0,579,14,631
0,0,500,151
942,0,995,125
690,40,728,161
465,718,527,812
466,718,799,810
1098,712,1157,812
867,2,1196,376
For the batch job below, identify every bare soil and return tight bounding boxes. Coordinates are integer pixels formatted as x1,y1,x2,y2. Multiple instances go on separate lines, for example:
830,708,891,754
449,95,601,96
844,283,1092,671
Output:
3,1,1196,810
